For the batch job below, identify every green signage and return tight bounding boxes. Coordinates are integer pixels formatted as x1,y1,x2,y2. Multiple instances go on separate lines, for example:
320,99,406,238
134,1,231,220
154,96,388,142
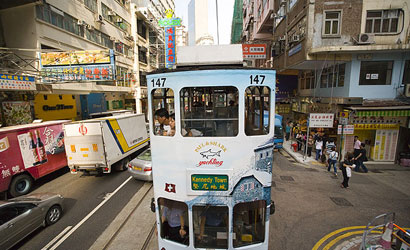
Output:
191,174,228,191
158,18,182,27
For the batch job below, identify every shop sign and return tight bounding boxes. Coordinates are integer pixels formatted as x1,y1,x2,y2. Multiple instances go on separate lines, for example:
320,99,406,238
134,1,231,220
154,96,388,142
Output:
356,110,410,117
164,27,176,68
34,94,77,121
337,125,354,134
288,43,302,57
191,174,228,191
40,50,115,82
354,124,399,130
0,74,36,91
309,113,334,128
242,44,266,59
158,18,181,27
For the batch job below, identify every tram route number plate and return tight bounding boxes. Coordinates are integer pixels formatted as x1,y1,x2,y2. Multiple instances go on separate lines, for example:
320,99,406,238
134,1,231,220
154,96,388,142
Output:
191,174,228,191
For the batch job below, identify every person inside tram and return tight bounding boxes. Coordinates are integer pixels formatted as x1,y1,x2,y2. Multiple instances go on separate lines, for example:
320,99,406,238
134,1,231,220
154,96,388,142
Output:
161,204,188,244
198,207,228,242
169,113,192,137
154,108,171,136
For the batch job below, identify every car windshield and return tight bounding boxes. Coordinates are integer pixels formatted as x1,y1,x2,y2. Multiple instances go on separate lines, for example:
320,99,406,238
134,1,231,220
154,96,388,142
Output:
137,149,151,161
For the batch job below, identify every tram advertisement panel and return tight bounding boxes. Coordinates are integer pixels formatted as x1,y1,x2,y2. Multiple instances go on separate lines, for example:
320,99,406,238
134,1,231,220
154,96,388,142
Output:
148,68,275,250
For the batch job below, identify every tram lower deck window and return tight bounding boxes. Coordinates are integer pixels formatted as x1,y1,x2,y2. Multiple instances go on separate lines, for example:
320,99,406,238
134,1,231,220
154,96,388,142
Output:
245,86,271,136
233,200,266,247
180,87,239,137
158,198,189,246
193,205,229,248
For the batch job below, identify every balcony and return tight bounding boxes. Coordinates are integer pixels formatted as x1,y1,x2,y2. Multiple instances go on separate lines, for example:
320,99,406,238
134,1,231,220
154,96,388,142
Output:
254,0,274,36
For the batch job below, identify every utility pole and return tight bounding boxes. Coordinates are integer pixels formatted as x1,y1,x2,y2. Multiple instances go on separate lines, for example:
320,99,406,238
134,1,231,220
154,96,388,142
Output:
215,0,219,44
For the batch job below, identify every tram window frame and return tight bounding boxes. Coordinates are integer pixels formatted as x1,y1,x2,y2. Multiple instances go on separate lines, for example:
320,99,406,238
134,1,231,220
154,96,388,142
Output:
193,205,229,249
151,88,175,136
233,200,266,247
245,86,271,136
157,198,189,246
180,86,239,137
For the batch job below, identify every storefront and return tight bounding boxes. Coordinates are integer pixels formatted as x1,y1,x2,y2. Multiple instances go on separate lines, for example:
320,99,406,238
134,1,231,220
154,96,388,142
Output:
34,94,77,121
349,108,410,162
0,74,36,126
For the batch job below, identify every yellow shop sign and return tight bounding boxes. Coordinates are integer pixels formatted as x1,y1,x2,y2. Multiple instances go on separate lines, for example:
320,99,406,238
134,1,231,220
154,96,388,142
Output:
34,94,77,121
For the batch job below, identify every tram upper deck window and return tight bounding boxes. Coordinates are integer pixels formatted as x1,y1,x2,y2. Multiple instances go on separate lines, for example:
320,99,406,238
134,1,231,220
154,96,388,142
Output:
180,87,239,137
158,198,189,246
151,88,175,136
245,86,271,136
193,205,228,249
233,200,266,247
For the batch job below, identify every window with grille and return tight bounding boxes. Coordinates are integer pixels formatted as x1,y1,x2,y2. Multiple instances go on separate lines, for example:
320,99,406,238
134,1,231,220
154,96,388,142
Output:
365,10,400,34
359,61,393,85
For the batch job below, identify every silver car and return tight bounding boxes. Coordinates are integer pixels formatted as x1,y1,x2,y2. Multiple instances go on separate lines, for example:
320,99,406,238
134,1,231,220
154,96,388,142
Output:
0,193,64,250
128,148,152,181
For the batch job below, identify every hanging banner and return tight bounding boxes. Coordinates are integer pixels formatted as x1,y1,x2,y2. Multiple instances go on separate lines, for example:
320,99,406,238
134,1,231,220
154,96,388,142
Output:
0,74,36,91
165,27,176,68
40,50,115,82
309,113,334,128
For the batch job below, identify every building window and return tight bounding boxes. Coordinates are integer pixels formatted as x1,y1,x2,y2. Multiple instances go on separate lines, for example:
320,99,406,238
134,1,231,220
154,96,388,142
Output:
101,3,115,23
319,64,345,88
338,64,345,87
359,61,393,85
323,11,341,36
152,88,175,136
138,46,148,64
365,10,400,34
139,71,147,87
137,19,147,39
86,28,101,44
101,33,113,49
403,60,410,84
84,0,97,13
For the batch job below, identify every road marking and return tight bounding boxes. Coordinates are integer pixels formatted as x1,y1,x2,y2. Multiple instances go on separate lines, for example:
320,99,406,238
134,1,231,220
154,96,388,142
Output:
312,226,366,250
322,230,382,250
41,226,72,250
45,176,133,250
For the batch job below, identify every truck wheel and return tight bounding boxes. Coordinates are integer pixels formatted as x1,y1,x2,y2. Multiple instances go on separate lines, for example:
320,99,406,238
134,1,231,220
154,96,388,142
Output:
120,158,130,171
9,174,33,197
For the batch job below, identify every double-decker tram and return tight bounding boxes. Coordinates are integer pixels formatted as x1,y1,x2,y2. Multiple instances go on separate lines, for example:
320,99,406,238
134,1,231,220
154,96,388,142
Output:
148,66,276,250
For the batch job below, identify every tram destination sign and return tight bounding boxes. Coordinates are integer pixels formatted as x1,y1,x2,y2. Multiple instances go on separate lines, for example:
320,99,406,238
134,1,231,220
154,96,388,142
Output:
191,174,228,191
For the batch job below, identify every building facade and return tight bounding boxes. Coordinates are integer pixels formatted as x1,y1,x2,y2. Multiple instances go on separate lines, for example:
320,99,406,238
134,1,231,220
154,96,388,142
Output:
237,0,410,162
0,0,174,125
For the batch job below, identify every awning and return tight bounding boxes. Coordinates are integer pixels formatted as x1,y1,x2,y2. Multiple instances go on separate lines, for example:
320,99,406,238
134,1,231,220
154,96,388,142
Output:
36,82,132,95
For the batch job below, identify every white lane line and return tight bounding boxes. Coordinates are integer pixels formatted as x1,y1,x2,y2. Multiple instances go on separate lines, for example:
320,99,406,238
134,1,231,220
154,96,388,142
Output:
41,226,72,250
47,176,133,250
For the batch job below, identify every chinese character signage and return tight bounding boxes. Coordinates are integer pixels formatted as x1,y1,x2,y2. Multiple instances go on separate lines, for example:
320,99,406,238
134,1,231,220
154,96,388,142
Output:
309,113,334,128
337,125,354,135
191,174,228,191
165,27,176,68
0,74,36,91
40,50,115,82
242,44,266,59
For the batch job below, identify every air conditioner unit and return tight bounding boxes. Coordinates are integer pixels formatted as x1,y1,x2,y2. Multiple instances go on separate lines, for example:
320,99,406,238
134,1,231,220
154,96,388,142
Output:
357,33,374,45
405,84,410,97
279,35,286,41
116,17,123,23
94,14,104,23
77,20,84,25
110,36,116,41
107,11,115,16
86,24,93,30
292,34,300,42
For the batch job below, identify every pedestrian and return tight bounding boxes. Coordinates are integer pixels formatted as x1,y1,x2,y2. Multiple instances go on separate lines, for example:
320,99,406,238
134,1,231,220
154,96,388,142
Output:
325,138,336,167
327,146,339,176
341,153,355,188
285,122,291,141
315,137,323,161
353,136,361,159
296,132,302,151
307,135,314,157
353,143,368,173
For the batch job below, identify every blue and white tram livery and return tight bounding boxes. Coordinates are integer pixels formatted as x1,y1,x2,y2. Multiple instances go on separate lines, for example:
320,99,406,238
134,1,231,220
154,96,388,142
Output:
148,67,276,250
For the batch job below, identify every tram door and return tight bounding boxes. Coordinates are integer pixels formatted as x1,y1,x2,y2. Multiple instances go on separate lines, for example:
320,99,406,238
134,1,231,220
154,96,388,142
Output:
148,69,276,250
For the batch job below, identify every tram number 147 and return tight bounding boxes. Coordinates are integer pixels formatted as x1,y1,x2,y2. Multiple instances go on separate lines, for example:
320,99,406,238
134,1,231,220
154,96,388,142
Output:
249,75,265,85
151,78,167,87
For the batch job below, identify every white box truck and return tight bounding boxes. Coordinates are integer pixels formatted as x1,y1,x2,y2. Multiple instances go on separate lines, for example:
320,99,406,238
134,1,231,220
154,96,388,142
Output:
63,114,149,174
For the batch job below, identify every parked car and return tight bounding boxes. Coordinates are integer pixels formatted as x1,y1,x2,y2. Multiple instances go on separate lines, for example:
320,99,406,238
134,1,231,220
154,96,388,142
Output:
128,148,152,181
0,193,64,250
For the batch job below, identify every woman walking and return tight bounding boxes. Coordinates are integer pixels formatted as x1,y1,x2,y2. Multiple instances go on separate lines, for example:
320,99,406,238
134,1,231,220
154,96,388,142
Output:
327,146,338,176
315,137,323,161
341,153,355,189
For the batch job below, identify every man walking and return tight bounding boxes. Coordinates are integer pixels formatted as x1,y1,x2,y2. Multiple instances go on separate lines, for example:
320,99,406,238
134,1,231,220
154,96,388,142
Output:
353,136,361,159
354,143,368,173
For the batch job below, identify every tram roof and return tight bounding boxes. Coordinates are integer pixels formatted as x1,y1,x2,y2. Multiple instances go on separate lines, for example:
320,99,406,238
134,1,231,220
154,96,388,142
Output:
147,65,276,75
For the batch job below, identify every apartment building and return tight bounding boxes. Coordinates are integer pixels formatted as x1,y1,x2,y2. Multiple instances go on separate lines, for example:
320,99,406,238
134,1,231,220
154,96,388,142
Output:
0,0,173,123
238,0,410,162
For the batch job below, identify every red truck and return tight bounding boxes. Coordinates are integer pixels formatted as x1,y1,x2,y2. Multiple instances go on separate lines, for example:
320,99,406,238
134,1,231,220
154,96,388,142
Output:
0,120,69,197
